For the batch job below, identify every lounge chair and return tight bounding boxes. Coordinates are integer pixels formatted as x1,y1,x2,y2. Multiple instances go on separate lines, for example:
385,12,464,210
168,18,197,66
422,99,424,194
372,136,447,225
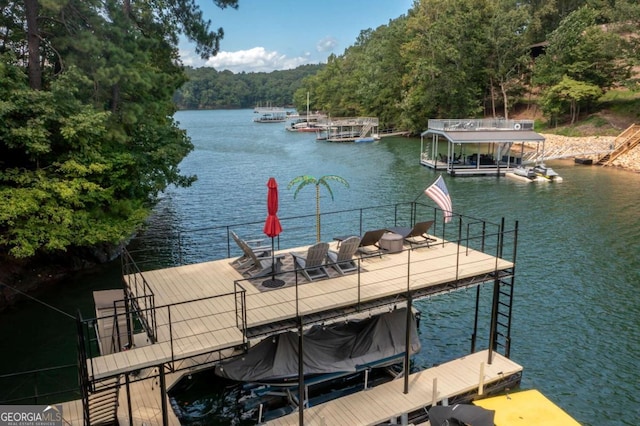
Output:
387,220,435,248
327,236,361,275
357,229,387,258
242,247,285,279
291,242,330,281
230,230,270,270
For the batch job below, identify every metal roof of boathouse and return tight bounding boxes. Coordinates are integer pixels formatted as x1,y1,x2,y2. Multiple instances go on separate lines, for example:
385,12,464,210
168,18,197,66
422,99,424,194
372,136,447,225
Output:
422,118,545,143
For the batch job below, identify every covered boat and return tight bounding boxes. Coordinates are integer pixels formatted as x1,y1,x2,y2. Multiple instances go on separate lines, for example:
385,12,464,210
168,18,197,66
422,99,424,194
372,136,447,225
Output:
214,308,420,383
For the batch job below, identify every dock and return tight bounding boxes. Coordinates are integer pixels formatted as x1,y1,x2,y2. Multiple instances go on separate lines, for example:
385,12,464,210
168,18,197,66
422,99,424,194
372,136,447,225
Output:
267,350,522,426
70,205,519,425
319,117,379,142
420,118,547,177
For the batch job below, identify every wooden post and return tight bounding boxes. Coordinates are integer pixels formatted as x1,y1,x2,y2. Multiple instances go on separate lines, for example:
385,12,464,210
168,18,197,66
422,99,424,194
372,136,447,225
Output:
431,377,438,407
478,362,485,396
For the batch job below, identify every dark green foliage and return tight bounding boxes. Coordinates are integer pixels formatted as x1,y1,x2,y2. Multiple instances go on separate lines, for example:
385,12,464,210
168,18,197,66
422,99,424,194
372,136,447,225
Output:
0,0,237,259
174,64,325,109
534,5,635,123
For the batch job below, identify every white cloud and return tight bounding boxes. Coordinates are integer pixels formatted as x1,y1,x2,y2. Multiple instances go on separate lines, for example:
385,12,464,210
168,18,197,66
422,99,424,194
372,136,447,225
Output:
316,37,338,52
185,47,311,73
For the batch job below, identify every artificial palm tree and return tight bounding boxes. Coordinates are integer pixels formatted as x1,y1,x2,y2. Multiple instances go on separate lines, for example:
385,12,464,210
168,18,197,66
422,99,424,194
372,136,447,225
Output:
288,175,349,242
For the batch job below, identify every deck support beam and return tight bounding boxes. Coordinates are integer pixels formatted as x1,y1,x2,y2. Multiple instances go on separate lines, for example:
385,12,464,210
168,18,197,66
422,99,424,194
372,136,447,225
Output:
298,316,305,426
159,364,168,426
404,248,412,394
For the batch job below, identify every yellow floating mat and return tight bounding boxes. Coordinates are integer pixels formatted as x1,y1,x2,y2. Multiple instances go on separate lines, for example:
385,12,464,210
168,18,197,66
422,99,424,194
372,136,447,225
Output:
473,389,581,425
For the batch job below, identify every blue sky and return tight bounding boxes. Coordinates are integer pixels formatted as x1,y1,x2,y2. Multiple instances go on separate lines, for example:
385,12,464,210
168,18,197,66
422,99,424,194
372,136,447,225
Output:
180,0,414,73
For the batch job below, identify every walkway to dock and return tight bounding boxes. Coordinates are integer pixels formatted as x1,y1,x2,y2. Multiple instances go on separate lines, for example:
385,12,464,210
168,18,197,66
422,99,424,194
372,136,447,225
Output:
267,350,522,426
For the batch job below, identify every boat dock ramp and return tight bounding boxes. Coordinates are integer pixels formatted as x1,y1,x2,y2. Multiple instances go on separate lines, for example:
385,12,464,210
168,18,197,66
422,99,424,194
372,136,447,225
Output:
65,203,521,425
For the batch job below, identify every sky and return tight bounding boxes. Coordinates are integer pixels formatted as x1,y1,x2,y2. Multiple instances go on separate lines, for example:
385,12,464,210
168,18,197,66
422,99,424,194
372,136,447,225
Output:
179,0,415,73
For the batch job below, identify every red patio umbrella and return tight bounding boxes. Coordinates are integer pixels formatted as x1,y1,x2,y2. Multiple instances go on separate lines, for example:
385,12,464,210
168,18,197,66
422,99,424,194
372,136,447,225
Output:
263,177,282,238
262,177,283,288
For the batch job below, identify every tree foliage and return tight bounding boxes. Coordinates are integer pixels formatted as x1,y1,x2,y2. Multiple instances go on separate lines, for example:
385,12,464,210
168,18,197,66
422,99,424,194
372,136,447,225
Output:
0,0,237,259
534,5,633,120
173,0,639,132
173,64,324,109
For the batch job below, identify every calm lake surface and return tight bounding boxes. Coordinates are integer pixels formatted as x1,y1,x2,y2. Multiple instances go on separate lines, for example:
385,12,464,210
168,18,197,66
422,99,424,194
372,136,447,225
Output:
1,109,639,425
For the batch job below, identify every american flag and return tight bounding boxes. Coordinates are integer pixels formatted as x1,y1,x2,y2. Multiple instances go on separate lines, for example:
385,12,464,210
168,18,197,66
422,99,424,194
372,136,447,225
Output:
425,175,452,223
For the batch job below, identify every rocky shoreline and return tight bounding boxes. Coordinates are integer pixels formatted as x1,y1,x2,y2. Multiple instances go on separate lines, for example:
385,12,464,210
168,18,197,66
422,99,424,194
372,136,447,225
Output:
539,133,640,172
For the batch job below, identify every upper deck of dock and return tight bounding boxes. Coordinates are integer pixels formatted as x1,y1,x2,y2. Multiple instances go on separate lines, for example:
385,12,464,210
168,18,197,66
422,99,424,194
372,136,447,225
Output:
83,215,516,382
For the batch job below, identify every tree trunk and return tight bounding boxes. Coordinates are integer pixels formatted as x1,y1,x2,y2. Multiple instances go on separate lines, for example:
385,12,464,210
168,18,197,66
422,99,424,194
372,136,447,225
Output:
489,77,496,118
500,81,509,120
25,0,41,90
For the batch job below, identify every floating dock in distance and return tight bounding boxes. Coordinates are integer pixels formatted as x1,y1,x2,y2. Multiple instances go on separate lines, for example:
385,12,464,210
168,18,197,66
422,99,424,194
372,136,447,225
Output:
574,157,593,165
474,389,581,425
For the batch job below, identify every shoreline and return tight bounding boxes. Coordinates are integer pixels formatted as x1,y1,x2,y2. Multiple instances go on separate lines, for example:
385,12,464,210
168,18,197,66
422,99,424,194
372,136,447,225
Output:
539,133,640,172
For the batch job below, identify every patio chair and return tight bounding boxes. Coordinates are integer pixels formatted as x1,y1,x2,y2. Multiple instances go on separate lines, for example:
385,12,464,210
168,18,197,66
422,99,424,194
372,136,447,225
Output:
327,236,361,275
242,246,285,279
387,220,435,248
230,230,270,270
291,242,330,281
357,229,387,258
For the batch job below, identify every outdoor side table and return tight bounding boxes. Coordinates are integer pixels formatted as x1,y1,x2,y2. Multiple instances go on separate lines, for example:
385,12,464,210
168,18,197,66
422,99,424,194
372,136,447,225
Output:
379,232,403,253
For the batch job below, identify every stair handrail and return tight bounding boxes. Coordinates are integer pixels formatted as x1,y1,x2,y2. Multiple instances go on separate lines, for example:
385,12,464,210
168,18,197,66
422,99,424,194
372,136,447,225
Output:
601,124,640,166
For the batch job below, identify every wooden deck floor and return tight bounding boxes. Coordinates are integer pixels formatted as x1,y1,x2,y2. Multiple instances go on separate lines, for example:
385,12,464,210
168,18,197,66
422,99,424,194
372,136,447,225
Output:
266,350,523,426
87,238,513,381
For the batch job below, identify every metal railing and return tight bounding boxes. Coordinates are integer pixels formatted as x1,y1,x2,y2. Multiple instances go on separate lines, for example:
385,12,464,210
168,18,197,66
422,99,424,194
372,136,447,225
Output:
0,364,80,405
121,250,157,342
78,287,248,376
427,118,535,132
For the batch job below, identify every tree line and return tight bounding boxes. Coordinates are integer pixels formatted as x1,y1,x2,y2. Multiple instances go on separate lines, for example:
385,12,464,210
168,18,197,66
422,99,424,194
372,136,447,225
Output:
175,1,639,134
174,65,324,109
295,0,639,133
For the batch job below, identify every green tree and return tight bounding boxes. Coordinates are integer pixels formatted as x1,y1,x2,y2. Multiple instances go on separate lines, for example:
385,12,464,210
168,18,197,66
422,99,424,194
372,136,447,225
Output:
0,0,238,260
534,6,630,90
540,76,602,125
533,5,632,122
485,0,531,118
287,175,349,243
402,0,490,126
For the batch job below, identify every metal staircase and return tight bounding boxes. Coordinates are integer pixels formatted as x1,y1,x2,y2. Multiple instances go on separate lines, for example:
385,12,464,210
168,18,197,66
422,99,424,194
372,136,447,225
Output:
597,124,640,166
77,312,122,426
84,376,121,426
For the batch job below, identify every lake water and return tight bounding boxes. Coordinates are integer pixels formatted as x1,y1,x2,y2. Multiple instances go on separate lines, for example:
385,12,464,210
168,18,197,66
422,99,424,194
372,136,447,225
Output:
1,109,639,425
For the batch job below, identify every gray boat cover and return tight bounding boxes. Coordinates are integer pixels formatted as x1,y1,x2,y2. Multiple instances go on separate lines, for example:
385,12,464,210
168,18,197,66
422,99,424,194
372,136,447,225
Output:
214,308,421,382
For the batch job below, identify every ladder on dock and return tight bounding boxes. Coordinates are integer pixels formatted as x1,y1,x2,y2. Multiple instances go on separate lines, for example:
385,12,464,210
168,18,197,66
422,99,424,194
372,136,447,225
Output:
486,220,516,358
597,123,640,166
490,269,515,357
